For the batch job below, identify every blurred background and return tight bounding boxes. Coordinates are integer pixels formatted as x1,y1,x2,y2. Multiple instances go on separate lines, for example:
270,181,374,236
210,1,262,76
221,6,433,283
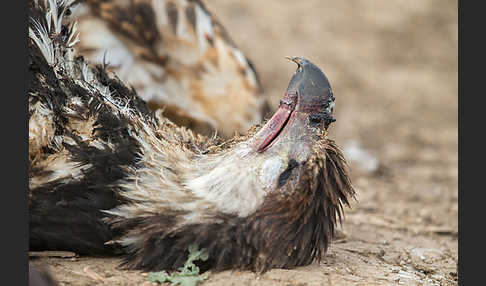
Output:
208,0,458,284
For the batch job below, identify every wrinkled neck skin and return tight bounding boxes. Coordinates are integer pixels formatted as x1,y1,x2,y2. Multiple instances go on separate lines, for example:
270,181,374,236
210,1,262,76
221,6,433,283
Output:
183,109,320,217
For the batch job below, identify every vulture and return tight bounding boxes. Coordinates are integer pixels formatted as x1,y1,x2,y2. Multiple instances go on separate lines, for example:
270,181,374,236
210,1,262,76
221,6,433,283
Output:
29,0,356,273
65,0,268,138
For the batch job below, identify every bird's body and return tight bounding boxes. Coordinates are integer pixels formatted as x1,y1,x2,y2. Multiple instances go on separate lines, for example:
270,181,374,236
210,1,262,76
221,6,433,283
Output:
29,0,355,273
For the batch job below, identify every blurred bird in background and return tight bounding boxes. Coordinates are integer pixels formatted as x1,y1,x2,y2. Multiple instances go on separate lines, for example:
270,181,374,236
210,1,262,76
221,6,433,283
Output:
66,0,270,137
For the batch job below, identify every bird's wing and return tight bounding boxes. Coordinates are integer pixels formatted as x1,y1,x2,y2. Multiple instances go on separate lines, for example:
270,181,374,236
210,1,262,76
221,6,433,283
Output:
29,0,222,252
67,0,269,138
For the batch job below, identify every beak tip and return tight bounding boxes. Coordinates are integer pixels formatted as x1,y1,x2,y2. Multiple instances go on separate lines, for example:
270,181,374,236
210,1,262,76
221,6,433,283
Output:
285,56,298,61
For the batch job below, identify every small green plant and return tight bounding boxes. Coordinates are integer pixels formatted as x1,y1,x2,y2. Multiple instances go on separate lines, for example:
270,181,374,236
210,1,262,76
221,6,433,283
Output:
147,244,210,286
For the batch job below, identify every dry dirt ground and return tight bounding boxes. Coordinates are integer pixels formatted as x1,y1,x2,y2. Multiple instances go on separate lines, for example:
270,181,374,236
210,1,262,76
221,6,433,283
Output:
30,1,458,285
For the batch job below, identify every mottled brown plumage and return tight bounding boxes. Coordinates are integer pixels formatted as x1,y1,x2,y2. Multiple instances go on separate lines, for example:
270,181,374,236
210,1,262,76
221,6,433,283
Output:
66,0,269,138
29,0,355,274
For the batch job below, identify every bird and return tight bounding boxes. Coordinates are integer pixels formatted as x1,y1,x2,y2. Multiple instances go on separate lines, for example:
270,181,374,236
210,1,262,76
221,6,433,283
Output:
63,0,269,138
28,0,356,273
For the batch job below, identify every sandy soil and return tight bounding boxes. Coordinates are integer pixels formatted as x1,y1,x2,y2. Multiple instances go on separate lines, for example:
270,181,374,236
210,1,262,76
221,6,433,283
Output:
30,0,458,285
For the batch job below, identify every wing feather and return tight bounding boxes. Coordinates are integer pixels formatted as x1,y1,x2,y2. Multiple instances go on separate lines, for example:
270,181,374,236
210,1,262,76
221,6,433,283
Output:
69,0,268,137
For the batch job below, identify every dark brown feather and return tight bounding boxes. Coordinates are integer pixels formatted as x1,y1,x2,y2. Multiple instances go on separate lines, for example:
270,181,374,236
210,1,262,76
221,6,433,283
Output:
111,139,355,273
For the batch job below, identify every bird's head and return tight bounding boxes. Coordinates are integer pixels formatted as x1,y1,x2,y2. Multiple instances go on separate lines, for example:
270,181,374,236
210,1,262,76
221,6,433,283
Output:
254,57,336,154
177,57,346,219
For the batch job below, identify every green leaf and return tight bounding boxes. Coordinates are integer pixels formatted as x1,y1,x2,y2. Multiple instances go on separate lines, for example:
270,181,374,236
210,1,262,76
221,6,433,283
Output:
147,244,210,286
147,271,169,283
